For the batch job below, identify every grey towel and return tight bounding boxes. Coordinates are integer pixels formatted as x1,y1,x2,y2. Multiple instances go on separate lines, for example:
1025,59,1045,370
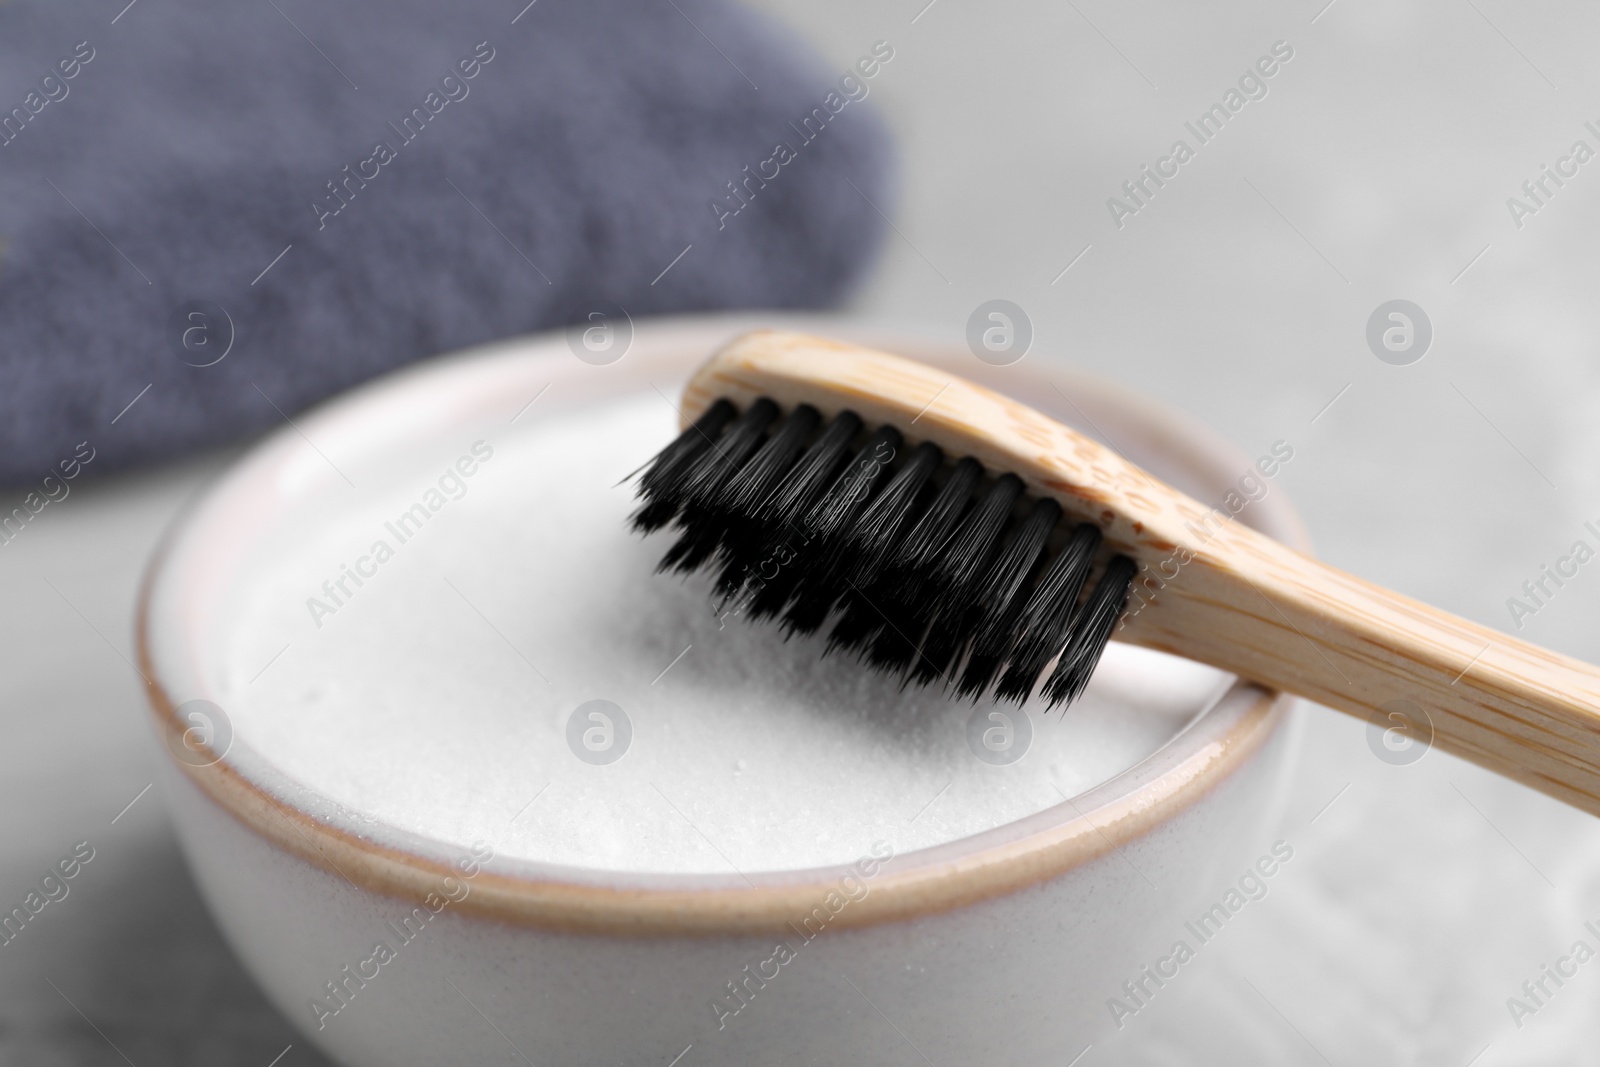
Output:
0,0,894,483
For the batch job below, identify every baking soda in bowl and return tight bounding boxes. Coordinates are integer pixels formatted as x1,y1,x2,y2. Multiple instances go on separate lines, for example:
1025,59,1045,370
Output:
217,390,1233,875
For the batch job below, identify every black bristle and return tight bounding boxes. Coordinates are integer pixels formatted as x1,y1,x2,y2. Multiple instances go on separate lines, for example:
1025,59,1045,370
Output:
763,426,902,633
706,405,822,598
992,522,1103,703
658,399,780,573
656,512,725,574
916,473,1025,612
630,398,737,532
1042,555,1137,708
631,394,1138,710
798,426,903,542
884,457,985,588
776,438,934,631
836,441,943,588
854,606,917,674
714,405,822,520
830,457,983,669
676,397,781,511
755,411,864,527
713,410,861,603
784,440,943,638
949,497,1062,698
905,474,1026,685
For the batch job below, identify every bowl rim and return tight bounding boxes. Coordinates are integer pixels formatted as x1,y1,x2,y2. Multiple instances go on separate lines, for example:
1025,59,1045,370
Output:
137,312,1309,937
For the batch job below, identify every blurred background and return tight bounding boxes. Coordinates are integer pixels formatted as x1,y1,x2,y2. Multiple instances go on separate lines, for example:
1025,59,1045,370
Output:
3,0,1599,1063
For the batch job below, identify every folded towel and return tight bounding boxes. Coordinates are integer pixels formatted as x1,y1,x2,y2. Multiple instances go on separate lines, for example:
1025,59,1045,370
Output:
0,0,894,483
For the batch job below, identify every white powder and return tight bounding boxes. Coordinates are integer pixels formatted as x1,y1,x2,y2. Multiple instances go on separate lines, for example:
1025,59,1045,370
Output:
219,391,1231,874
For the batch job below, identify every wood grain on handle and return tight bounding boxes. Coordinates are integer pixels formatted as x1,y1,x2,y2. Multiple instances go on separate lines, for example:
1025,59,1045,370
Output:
683,331,1600,817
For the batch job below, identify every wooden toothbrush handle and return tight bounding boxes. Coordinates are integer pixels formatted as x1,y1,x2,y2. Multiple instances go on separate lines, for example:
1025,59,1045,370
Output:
686,331,1600,816
1119,520,1600,817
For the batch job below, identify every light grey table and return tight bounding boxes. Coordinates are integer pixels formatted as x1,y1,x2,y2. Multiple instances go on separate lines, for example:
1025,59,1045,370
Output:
7,1,1600,1063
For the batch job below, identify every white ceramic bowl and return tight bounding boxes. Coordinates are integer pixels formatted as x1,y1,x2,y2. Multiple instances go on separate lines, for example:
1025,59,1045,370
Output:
139,314,1309,1065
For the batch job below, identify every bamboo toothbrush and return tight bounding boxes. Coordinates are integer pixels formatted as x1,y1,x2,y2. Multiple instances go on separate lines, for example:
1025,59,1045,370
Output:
629,330,1600,818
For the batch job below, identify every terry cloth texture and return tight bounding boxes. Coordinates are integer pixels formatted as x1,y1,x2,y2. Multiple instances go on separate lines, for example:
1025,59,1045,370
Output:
0,0,894,483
